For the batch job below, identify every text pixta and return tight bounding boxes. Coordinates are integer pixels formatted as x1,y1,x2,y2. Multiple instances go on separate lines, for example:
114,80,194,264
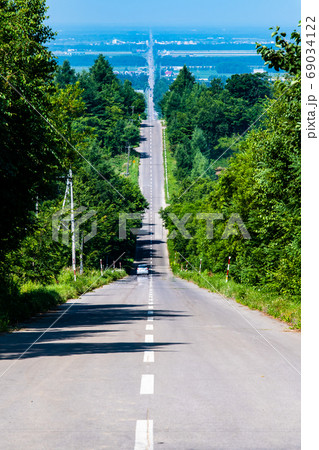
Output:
119,212,251,240
307,94,317,139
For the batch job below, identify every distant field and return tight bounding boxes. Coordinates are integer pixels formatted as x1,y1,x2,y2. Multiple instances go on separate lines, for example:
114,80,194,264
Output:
56,54,147,68
55,51,137,56
160,66,263,81
72,66,148,73
158,50,260,57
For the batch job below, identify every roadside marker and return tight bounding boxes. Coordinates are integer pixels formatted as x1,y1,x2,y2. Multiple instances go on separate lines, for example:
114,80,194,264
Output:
226,256,231,282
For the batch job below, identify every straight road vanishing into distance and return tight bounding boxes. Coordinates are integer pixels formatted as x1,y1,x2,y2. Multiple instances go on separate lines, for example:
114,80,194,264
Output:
0,35,300,449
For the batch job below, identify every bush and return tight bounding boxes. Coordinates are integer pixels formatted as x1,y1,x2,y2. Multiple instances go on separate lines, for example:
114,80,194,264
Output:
174,268,300,329
0,268,127,332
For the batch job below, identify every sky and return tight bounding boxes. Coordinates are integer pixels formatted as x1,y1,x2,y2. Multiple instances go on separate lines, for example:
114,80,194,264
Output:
46,0,300,29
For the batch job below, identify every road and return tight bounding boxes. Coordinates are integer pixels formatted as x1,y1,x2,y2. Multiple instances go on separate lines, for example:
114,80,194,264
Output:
0,37,300,450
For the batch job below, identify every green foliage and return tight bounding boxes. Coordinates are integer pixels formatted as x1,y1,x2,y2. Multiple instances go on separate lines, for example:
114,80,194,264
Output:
0,4,147,325
256,24,301,76
55,60,76,87
191,150,210,181
225,73,272,106
77,55,146,153
161,25,301,308
0,269,127,331
160,66,273,179
191,127,209,159
0,0,62,258
169,65,195,95
171,268,300,329
117,72,149,92
154,77,171,116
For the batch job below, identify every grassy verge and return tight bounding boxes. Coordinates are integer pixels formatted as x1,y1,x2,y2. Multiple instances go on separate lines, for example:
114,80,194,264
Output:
162,124,178,203
0,268,126,332
170,263,300,329
110,149,140,186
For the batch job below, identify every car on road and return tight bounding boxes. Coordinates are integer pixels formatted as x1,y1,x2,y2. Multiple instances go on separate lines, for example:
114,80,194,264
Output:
137,264,149,275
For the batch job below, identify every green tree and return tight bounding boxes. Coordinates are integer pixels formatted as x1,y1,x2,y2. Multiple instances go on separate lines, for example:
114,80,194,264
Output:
55,60,76,87
190,127,210,159
168,65,195,96
174,143,192,180
190,150,210,181
225,73,272,106
162,24,301,298
0,0,70,260
90,54,116,88
256,25,301,76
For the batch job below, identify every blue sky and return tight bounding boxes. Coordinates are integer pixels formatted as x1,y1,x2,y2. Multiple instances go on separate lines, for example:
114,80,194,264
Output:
46,0,300,29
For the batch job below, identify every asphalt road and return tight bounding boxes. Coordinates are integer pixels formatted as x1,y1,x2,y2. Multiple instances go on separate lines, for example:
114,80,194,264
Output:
0,40,300,450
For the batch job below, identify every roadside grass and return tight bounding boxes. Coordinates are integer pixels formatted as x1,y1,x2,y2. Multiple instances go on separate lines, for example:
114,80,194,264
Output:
162,125,178,203
110,149,140,186
170,263,301,329
0,268,126,332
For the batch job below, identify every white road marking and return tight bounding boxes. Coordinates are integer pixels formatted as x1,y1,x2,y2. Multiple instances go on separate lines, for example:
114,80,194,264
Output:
148,305,153,310
146,324,153,331
147,310,154,316
145,334,154,343
143,350,154,362
134,420,153,450
140,374,154,394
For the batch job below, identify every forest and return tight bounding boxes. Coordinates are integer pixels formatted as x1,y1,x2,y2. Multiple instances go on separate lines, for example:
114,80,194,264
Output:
0,0,147,329
160,26,301,324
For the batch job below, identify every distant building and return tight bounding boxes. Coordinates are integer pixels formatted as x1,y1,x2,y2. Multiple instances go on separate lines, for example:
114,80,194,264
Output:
112,39,125,45
253,68,266,74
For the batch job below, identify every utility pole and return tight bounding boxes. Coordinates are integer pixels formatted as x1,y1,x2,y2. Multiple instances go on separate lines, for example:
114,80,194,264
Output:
80,232,83,275
69,169,76,281
126,144,131,176
35,195,39,217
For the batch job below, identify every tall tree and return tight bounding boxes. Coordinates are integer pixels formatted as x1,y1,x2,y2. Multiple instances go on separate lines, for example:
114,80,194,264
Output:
168,65,195,96
0,0,72,259
190,127,210,159
225,73,272,106
55,60,77,87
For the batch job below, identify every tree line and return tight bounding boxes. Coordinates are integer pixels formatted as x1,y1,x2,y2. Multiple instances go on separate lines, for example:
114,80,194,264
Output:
0,1,147,321
161,26,301,300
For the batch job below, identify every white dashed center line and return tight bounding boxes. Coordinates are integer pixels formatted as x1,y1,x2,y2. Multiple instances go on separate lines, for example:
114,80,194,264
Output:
143,350,155,362
134,420,153,450
145,334,154,343
140,374,154,394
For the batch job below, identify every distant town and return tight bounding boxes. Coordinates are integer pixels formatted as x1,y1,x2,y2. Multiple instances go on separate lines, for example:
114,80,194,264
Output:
50,28,282,84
